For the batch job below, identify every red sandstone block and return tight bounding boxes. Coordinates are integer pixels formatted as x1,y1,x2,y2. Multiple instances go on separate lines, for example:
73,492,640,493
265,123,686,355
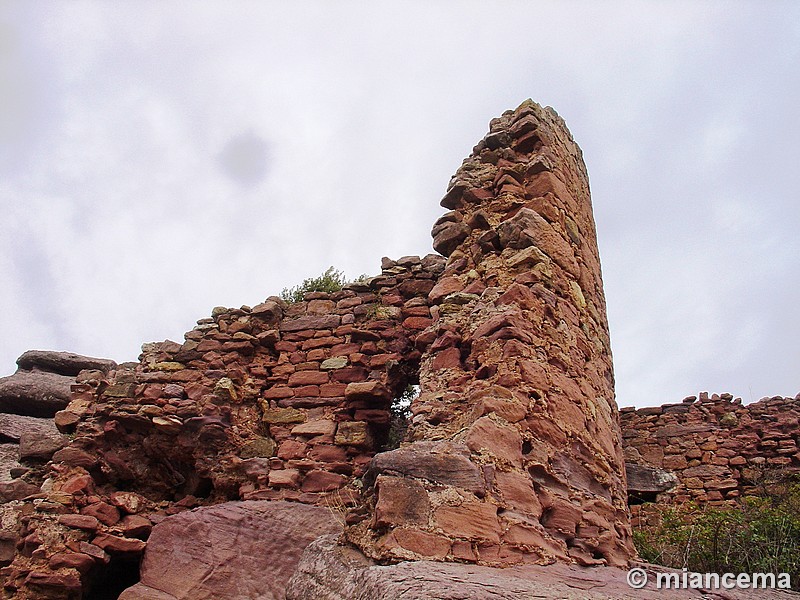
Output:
320,382,347,396
402,317,432,330
288,352,306,364
329,343,361,356
354,409,390,424
294,362,322,371
386,528,450,559
300,470,347,493
292,385,320,397
369,353,401,367
306,348,327,361
331,367,369,383
308,445,348,462
432,347,461,370
263,386,294,400
278,439,308,460
337,297,362,309
434,502,500,543
303,336,343,350
271,364,296,377
268,469,301,487
375,476,430,527
288,371,329,386
81,502,120,527
401,306,432,318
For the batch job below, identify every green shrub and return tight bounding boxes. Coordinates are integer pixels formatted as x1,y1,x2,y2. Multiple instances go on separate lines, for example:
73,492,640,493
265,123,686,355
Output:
384,384,417,450
279,267,373,303
633,480,800,589
279,267,348,303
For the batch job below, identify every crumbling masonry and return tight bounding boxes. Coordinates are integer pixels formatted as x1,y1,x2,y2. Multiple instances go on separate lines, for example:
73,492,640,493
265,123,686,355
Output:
0,100,638,598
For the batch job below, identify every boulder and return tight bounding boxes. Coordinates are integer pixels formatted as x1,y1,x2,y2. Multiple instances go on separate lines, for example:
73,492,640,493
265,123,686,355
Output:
0,413,61,443
18,427,69,461
118,500,342,600
0,371,75,417
368,441,485,496
625,463,678,496
16,350,117,376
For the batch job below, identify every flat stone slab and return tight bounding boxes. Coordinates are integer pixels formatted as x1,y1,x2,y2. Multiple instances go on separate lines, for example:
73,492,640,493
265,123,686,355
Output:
119,500,343,600
16,350,117,376
625,462,678,495
0,371,74,417
287,535,798,600
0,413,61,443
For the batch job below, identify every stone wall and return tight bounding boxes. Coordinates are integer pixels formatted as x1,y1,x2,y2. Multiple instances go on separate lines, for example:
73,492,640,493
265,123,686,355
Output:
0,257,447,598
0,99,640,598
346,100,634,568
621,392,800,526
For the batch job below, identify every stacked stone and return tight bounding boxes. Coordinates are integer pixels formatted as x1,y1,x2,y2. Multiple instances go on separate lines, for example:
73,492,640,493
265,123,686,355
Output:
0,257,445,598
348,100,634,568
621,392,800,526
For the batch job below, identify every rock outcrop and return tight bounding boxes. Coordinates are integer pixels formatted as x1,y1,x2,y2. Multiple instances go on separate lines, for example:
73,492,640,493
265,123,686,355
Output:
0,351,115,418
287,535,793,600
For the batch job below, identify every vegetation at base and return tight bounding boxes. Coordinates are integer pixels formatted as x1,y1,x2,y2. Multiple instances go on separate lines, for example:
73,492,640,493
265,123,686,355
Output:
633,474,800,590
279,267,368,303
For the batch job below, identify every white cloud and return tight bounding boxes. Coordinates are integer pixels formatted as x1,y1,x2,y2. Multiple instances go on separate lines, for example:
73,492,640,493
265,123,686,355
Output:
0,2,797,407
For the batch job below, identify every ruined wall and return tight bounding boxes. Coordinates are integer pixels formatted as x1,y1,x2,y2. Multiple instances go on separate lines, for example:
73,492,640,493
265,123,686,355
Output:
0,256,446,598
621,392,800,526
347,100,634,568
0,100,639,598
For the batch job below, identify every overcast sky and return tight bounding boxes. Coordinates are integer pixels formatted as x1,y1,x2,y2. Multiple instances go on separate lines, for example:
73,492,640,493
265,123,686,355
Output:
1,2,798,407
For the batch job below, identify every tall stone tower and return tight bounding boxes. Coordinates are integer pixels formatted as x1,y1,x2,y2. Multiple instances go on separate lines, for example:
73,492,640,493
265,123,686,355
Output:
349,100,634,567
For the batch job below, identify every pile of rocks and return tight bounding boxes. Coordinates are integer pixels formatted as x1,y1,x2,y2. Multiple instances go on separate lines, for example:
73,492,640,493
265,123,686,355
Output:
0,351,116,501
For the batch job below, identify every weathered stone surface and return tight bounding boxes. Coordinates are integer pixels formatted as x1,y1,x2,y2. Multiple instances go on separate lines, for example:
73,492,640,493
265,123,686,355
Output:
0,443,23,482
0,370,75,417
497,207,579,275
289,535,789,600
0,477,39,501
92,532,146,555
334,421,372,447
369,442,485,496
119,501,342,600
0,413,61,443
465,416,523,466
374,476,430,527
239,436,276,458
291,420,336,437
434,500,500,542
431,220,469,258
351,100,633,568
16,350,116,376
18,427,69,461
82,502,121,526
58,514,101,531
280,314,340,332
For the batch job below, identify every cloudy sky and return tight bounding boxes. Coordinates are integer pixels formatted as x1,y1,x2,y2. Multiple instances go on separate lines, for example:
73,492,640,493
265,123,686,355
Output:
1,2,798,407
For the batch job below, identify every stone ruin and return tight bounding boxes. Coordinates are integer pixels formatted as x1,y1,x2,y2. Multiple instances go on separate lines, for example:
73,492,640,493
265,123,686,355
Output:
0,100,796,599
